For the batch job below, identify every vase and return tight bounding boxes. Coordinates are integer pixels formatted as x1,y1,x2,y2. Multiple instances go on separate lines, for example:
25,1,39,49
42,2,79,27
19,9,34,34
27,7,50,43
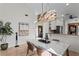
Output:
1,43,8,50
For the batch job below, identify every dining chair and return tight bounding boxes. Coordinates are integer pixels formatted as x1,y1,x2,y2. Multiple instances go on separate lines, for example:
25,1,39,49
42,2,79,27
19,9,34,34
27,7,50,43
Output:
26,41,37,56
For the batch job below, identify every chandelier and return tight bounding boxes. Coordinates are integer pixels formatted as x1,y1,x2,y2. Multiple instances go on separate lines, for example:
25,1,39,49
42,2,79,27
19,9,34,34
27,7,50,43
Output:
37,4,57,23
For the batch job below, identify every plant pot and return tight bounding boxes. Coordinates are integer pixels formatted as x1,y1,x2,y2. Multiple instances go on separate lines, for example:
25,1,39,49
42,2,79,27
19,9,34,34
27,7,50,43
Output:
1,43,8,50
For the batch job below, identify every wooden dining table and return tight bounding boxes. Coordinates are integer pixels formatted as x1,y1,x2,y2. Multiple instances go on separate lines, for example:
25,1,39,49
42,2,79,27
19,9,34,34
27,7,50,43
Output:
26,38,70,56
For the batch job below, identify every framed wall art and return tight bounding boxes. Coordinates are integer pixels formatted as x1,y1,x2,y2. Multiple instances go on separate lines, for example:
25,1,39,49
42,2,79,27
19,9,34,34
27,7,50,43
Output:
19,22,29,36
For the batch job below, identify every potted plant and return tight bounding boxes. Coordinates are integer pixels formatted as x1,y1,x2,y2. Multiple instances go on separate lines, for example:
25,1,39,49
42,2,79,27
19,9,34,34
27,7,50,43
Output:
0,21,13,50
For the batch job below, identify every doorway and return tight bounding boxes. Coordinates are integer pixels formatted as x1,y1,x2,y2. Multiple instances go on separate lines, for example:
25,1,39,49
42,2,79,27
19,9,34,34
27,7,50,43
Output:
68,24,78,35
38,26,43,38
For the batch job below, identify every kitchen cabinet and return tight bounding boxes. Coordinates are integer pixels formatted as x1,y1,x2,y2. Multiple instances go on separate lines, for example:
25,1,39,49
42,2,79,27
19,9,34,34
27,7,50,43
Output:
49,20,56,30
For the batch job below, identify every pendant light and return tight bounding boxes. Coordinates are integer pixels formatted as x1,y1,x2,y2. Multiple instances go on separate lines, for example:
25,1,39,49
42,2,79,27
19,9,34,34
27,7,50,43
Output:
37,3,57,23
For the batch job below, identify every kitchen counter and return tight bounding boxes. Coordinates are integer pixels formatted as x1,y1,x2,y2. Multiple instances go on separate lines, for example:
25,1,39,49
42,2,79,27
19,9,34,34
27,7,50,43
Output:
48,33,79,53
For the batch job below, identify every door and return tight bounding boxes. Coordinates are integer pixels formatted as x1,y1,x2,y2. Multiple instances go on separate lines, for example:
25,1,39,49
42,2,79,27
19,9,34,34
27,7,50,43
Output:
38,26,43,38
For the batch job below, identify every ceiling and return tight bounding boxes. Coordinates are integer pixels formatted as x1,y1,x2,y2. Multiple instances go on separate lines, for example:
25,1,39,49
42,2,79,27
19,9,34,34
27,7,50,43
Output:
0,3,79,18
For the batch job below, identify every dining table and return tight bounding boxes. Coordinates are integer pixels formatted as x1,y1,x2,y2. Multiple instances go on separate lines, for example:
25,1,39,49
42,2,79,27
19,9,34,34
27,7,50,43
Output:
26,38,70,56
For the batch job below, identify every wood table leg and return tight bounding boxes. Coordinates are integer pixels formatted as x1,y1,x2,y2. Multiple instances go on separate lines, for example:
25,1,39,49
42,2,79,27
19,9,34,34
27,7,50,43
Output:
66,49,69,56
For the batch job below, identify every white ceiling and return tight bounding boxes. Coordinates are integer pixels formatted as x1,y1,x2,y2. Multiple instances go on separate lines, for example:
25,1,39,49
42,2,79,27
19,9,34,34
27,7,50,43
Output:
0,3,79,18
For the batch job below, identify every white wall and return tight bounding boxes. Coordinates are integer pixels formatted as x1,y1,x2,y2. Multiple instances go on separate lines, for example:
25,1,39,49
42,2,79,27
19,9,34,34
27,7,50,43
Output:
0,3,40,47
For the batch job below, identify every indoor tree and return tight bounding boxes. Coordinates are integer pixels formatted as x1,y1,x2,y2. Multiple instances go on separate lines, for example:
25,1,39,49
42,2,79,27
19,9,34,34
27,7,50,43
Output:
0,21,13,50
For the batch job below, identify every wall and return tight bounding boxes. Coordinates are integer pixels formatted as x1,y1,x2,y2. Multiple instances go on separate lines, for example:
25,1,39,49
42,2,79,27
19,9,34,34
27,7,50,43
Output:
0,3,40,48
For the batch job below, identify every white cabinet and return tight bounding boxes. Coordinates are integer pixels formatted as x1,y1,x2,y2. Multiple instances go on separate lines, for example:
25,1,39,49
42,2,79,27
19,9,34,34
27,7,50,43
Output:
50,19,63,30
50,20,56,30
56,19,63,26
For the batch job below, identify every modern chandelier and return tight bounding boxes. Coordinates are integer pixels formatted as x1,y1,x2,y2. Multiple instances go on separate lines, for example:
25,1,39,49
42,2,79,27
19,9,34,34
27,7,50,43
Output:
37,3,57,23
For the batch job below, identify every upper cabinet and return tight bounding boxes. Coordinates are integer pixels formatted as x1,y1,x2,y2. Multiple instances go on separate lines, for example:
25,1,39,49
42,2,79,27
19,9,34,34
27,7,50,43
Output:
49,18,63,30
49,20,56,30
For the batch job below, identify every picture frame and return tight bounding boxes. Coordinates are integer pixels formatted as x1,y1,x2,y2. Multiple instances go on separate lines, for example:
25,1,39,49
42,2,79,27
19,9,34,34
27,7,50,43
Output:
19,22,29,36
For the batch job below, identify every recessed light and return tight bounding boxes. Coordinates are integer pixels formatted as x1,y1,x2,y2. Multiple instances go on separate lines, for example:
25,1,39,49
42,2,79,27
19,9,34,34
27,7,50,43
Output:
66,3,69,6
61,14,64,17
34,21,37,24
25,14,28,16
